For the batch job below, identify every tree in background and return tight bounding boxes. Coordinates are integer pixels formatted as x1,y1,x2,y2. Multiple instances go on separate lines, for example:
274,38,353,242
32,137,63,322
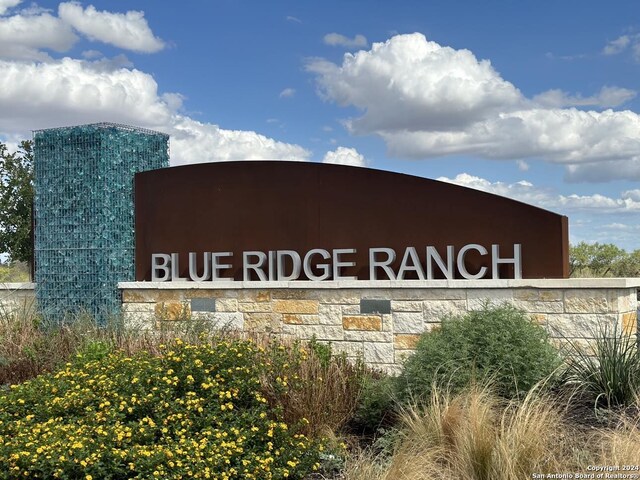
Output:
570,242,640,277
0,140,33,267
614,249,640,277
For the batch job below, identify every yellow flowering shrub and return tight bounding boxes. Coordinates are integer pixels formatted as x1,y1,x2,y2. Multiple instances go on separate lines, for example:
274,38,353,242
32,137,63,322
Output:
0,339,328,479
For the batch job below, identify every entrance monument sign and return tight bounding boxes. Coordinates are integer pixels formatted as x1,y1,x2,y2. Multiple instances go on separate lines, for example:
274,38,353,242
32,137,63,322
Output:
17,121,636,373
134,161,568,282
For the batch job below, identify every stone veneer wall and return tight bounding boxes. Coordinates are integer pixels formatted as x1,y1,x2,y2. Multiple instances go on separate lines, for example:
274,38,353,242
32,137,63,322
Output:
0,283,36,315
120,279,640,373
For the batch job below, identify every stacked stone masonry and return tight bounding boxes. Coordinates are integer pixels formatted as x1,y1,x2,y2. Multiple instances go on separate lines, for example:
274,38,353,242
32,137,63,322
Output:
0,284,36,316
119,280,640,373
0,282,637,374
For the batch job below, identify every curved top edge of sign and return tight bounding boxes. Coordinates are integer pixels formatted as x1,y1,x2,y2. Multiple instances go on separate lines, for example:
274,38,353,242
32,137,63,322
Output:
147,160,566,219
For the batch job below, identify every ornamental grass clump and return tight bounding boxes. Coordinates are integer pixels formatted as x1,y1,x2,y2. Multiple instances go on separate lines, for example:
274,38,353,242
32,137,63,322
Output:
0,338,331,479
0,304,92,385
594,418,640,466
260,338,366,438
344,384,575,480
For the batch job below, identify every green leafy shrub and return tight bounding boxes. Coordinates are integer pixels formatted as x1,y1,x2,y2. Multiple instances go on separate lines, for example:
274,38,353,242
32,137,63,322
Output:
563,324,640,408
307,336,333,368
397,304,560,401
351,373,396,433
74,339,113,363
0,338,331,479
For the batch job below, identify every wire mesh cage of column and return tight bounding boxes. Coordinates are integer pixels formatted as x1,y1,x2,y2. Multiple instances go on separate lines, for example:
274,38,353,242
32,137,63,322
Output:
33,123,169,322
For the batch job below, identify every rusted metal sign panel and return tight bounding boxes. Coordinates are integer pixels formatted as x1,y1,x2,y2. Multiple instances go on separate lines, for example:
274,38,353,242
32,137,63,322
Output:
134,161,569,281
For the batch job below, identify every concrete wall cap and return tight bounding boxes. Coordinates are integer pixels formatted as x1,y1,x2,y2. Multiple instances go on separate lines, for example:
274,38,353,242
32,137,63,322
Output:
118,278,640,290
0,282,36,290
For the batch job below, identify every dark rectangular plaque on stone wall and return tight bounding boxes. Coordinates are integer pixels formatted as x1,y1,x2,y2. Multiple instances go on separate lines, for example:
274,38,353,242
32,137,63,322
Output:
190,298,216,312
360,299,391,315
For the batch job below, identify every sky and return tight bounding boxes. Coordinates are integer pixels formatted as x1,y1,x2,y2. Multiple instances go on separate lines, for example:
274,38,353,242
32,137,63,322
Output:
1,1,640,250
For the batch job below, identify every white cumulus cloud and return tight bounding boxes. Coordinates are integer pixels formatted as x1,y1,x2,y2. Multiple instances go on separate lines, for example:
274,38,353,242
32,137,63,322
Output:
0,58,171,130
0,0,20,15
170,116,309,165
308,34,522,133
438,173,640,213
601,34,640,62
603,35,632,55
323,33,368,48
58,2,165,53
307,33,640,181
0,3,310,166
533,86,636,108
0,11,77,60
322,146,366,167
622,189,640,202
279,87,295,98
0,2,167,59
0,57,310,165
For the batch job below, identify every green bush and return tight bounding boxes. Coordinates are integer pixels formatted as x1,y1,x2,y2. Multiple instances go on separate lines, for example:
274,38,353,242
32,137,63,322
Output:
0,338,331,479
306,336,333,368
397,304,560,401
74,339,113,363
351,373,396,433
563,324,640,408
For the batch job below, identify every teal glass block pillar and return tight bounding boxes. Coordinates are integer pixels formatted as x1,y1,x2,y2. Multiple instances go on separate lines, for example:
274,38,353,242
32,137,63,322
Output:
33,123,169,321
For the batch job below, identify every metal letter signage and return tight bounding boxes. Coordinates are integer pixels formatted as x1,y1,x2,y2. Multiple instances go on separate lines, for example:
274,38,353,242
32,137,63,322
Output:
134,162,569,281
149,245,523,281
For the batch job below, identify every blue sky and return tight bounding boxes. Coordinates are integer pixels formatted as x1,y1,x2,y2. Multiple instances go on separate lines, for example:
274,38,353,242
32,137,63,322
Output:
1,1,640,249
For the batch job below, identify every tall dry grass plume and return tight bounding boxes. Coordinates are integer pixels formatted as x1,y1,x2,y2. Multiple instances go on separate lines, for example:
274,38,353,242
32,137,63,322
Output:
259,339,365,437
0,300,81,384
346,383,577,480
594,416,640,466
493,386,577,477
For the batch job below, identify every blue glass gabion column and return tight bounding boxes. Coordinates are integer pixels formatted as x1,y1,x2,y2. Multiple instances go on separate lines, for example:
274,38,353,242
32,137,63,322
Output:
33,123,169,321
